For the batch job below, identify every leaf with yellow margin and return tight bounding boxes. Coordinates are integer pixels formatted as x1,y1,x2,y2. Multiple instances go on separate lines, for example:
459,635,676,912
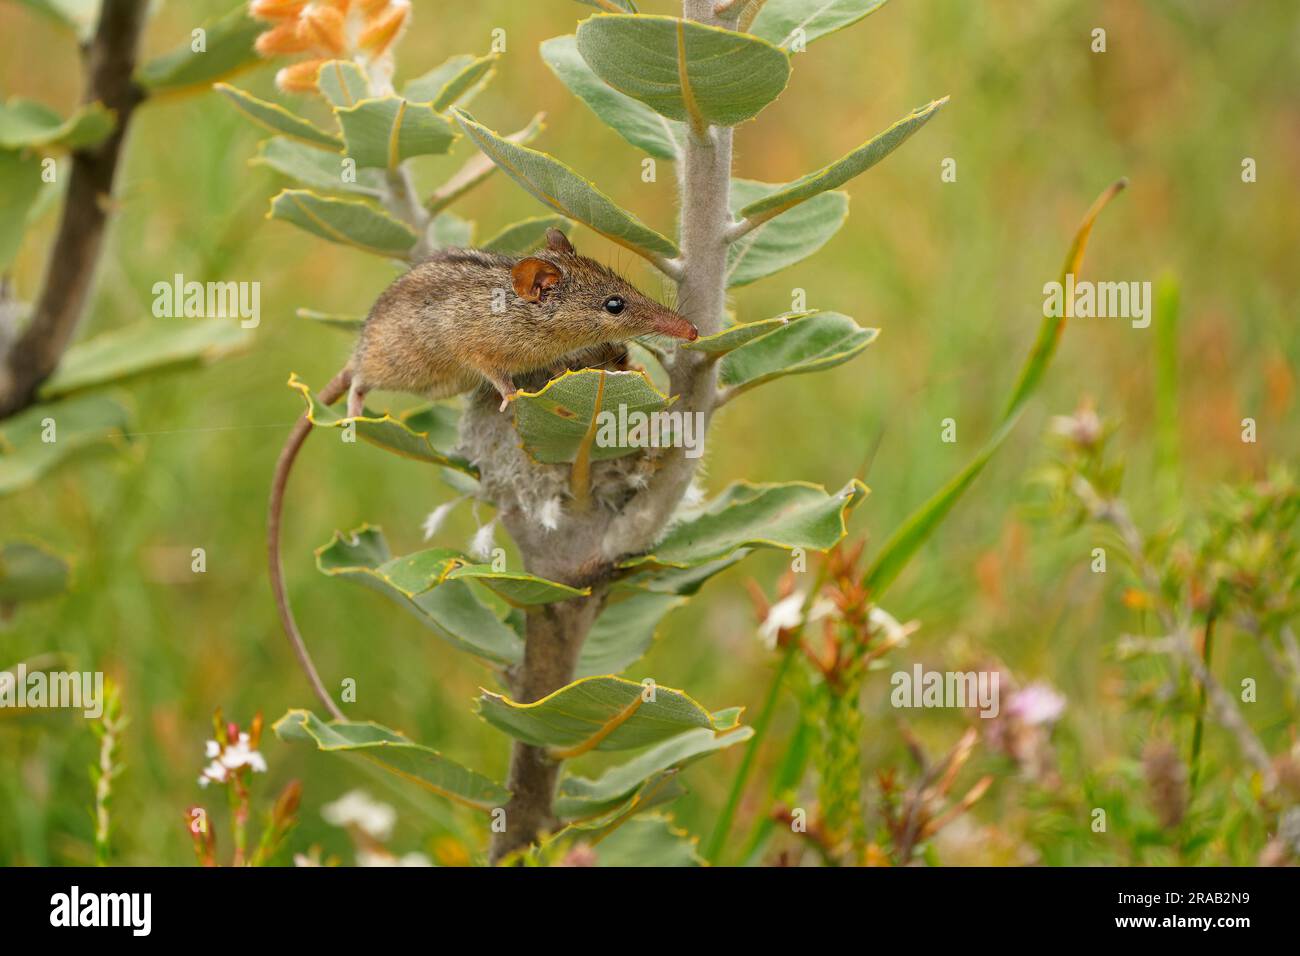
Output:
477,675,745,753
274,709,509,811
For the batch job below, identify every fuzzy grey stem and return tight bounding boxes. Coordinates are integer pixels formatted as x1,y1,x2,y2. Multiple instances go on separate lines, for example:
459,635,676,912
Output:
0,0,148,419
490,0,738,861
600,3,733,558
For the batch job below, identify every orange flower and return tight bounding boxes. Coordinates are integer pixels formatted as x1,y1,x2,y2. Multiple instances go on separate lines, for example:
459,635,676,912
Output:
358,0,409,57
250,0,307,19
249,0,411,94
254,19,311,57
300,4,346,55
275,58,327,93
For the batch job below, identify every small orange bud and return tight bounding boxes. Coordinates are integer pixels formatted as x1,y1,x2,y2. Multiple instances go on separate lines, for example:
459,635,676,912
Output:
254,19,312,57
357,0,408,56
249,0,308,20
1121,587,1152,610
276,58,326,93
301,4,347,55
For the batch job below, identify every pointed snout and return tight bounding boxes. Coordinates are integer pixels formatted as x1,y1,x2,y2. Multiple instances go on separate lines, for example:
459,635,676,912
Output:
653,311,699,341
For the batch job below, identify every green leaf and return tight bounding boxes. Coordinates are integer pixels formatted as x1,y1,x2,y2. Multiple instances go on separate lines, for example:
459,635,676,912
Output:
727,179,847,287
402,53,493,109
0,540,71,603
615,551,748,595
717,311,877,397
447,565,590,606
426,53,498,112
0,99,115,150
540,35,679,159
39,319,251,400
621,479,867,569
0,394,133,498
556,725,752,818
453,110,680,264
336,97,459,169
481,215,572,256
863,181,1127,597
681,313,810,354
739,97,947,224
316,526,523,664
15,0,100,41
288,373,475,474
574,0,639,13
269,190,417,257
477,675,745,754
576,15,790,132
252,137,385,197
215,84,342,149
274,709,509,811
576,590,685,677
426,211,474,250
298,308,364,331
137,6,262,92
426,112,546,214
317,60,371,108
512,368,672,465
749,0,889,48
588,815,703,866
0,149,41,270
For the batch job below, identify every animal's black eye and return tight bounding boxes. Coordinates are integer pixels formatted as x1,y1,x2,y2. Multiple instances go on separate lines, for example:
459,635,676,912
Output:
603,296,626,315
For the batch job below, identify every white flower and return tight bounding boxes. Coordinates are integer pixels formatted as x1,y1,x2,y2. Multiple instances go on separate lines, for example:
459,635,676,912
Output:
356,848,432,867
758,591,806,649
220,733,268,772
197,732,266,787
322,790,397,841
868,606,918,648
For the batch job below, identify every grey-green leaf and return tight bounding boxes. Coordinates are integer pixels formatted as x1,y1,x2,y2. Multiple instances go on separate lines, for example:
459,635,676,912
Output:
740,97,947,223
454,110,679,263
477,675,745,753
576,15,790,131
576,590,686,677
482,216,572,256
215,84,343,150
39,319,251,400
748,0,889,48
727,178,848,287
317,60,371,108
136,6,262,92
717,311,877,396
0,99,115,151
269,190,417,258
274,709,510,810
337,97,459,168
316,526,523,664
0,394,133,498
252,137,385,197
621,479,868,569
540,35,680,159
555,725,752,818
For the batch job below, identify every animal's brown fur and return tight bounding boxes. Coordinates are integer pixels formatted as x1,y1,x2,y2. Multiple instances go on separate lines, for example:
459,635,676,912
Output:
348,229,695,411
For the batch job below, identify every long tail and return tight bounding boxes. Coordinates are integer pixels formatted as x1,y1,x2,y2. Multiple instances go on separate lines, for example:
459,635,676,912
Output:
268,367,351,720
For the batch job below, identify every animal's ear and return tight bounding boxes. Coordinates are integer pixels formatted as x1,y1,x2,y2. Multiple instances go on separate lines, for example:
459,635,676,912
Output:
511,257,563,302
545,228,575,255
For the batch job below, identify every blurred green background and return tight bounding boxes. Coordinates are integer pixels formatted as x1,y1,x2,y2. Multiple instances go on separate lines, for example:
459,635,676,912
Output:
1,0,1297,865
